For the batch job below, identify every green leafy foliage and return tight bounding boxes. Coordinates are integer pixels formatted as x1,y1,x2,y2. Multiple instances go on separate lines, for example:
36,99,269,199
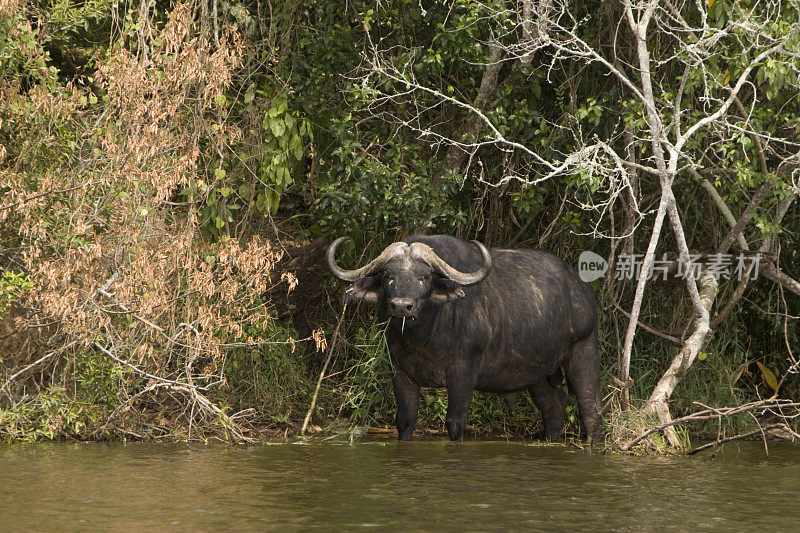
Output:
1,352,124,441
221,320,313,425
0,271,33,319
312,116,468,240
335,323,394,426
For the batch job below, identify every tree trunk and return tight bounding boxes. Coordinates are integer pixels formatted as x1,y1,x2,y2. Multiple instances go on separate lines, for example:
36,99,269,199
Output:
435,42,503,184
645,270,718,448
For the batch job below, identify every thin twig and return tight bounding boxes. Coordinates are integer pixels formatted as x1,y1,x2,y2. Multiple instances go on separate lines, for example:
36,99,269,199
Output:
301,302,347,435
611,300,681,344
0,344,75,397
687,424,785,455
94,342,201,389
0,181,98,212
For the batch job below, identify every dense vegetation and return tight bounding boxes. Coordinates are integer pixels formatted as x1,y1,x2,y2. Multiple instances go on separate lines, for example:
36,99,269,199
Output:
1,0,798,449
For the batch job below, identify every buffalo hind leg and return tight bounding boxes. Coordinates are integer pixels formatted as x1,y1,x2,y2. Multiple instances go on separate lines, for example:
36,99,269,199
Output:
528,378,567,441
445,366,475,442
564,331,601,442
393,370,420,441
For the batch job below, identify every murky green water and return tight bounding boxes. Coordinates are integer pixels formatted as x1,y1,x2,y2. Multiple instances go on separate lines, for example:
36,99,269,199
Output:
1,439,799,531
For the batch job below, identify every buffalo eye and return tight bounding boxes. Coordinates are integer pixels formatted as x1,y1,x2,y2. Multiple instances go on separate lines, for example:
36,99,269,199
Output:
419,274,431,282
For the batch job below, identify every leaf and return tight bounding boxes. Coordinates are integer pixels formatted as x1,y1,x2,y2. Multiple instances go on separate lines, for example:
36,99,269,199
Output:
756,361,779,391
289,134,303,160
270,117,285,137
254,193,265,212
265,189,280,213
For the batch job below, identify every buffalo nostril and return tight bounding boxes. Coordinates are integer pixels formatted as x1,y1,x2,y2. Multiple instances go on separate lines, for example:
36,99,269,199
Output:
390,298,414,314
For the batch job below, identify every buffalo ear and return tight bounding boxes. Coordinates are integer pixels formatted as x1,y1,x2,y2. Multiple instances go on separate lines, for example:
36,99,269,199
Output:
345,275,383,303
429,278,465,303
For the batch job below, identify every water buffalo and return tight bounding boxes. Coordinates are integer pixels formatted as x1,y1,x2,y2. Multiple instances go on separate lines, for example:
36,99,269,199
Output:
327,234,600,442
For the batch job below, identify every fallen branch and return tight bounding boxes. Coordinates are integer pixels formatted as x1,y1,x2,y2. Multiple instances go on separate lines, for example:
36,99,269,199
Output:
620,398,800,451
687,424,786,455
95,342,253,443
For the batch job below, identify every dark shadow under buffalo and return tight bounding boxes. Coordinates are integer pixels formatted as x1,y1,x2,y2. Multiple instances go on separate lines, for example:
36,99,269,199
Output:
328,234,600,442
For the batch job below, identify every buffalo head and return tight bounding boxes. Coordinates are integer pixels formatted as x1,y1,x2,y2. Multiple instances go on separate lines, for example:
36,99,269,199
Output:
327,237,492,318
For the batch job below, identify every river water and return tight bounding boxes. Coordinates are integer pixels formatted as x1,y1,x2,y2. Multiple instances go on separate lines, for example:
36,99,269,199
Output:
1,439,798,531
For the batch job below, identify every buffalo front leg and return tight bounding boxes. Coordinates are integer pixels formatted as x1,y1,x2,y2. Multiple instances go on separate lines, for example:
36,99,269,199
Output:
445,367,475,442
393,371,420,441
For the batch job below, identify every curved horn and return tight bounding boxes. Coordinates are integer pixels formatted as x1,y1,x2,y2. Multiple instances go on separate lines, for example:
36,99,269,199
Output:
410,240,492,286
327,237,408,282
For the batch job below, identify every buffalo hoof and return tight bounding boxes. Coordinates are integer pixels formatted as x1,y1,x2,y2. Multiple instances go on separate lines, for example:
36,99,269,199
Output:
446,420,466,442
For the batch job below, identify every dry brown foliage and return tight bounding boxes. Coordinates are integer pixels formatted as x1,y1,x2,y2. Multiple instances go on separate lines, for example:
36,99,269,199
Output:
0,1,321,441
